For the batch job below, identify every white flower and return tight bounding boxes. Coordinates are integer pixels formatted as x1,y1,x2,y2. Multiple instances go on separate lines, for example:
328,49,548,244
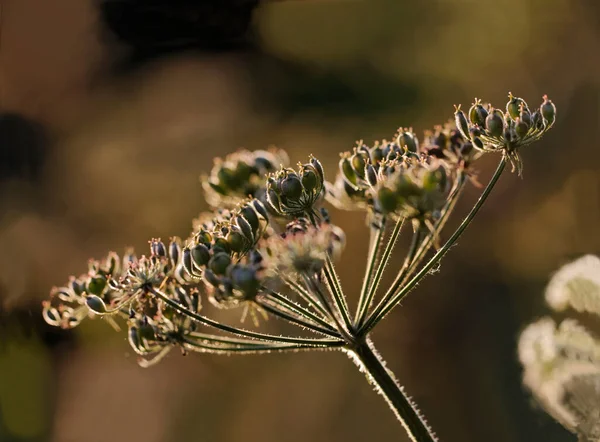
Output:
545,255,600,315
519,318,600,439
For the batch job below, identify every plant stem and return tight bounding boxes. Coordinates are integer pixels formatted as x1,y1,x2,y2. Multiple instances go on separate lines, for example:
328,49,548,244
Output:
361,157,507,335
354,221,386,324
347,339,437,442
356,217,405,328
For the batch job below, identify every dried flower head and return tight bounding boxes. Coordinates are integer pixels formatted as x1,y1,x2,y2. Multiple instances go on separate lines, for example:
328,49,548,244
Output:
202,148,289,208
42,92,557,442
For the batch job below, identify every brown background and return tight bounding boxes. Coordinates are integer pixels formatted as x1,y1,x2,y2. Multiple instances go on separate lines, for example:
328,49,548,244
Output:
1,0,599,441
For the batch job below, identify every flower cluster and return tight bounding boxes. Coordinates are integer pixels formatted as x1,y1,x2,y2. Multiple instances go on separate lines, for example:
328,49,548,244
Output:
454,94,556,174
520,255,600,441
261,218,345,277
202,148,289,208
266,157,325,218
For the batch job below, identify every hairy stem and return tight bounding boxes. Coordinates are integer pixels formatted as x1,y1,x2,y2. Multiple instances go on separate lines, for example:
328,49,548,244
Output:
361,158,507,334
347,339,437,442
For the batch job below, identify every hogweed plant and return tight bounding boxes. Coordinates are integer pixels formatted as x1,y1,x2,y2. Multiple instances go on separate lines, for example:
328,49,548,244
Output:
43,93,556,441
520,255,600,442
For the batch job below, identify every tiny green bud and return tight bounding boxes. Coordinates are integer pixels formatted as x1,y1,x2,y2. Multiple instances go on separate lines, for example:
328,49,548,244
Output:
209,253,231,275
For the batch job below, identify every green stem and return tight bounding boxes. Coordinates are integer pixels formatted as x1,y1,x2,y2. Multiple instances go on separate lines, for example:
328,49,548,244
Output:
347,339,437,442
355,217,405,328
361,158,506,335
354,221,386,324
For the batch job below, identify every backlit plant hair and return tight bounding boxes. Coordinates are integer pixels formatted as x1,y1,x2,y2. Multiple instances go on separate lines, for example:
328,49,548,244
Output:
43,93,555,441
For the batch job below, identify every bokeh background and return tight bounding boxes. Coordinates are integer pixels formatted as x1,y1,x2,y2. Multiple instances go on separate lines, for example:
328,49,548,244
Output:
1,0,599,441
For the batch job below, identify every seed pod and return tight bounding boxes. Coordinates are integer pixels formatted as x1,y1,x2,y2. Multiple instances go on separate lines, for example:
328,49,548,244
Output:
105,252,120,276
340,156,358,186
310,157,325,182
213,237,231,254
377,187,399,214
252,199,268,219
230,265,259,297
454,108,471,140
366,164,378,187
209,253,231,275
266,188,282,213
351,152,368,179
87,276,107,296
182,248,198,277
86,295,107,314
485,111,505,138
397,130,419,153
191,244,211,267
540,95,556,125
473,137,484,150
240,205,260,232
468,102,488,127
235,215,254,242
515,118,530,139
281,174,303,199
227,229,246,253
520,107,532,126
217,166,240,190
302,169,318,192
150,239,166,258
506,93,525,120
168,237,181,267
203,268,220,286
370,146,384,164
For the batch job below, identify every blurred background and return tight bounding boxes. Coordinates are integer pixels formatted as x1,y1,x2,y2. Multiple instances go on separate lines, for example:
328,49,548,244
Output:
0,0,599,441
